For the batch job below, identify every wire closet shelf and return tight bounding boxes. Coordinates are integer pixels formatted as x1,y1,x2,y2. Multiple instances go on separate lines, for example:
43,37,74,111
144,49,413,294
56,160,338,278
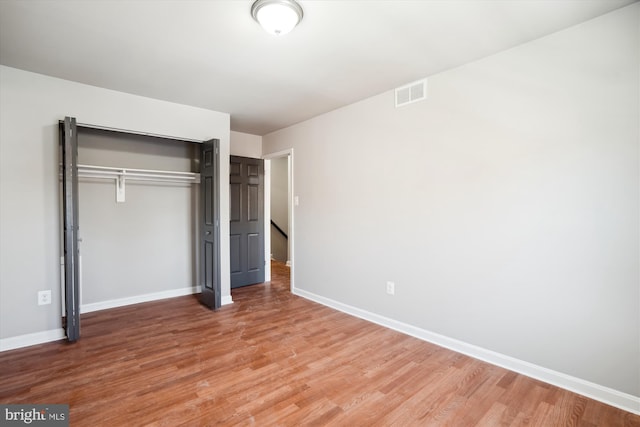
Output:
77,164,200,184
75,164,200,203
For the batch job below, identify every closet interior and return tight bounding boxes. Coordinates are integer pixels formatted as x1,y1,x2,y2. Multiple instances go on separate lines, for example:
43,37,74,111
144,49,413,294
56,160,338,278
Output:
76,127,200,307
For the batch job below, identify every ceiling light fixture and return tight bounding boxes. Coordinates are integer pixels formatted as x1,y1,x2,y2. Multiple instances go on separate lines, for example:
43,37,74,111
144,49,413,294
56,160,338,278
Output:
251,0,303,36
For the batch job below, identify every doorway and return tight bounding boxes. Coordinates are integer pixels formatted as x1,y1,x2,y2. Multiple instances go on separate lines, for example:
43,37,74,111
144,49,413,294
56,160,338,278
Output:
263,149,294,291
269,156,289,265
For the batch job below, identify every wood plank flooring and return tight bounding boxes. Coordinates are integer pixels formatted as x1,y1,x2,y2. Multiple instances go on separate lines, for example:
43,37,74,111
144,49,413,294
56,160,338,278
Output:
1,261,638,426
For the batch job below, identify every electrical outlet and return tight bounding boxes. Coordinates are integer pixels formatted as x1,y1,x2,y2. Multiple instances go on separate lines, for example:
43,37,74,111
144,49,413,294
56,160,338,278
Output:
386,281,395,295
38,290,52,306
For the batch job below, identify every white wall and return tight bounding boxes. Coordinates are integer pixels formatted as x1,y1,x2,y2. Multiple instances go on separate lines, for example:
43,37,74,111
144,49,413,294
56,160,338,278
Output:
263,3,640,401
0,66,231,344
230,130,262,158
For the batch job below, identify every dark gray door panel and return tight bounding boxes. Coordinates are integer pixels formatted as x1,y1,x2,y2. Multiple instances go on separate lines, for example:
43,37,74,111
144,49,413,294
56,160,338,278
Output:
61,116,80,342
200,139,221,310
230,156,265,288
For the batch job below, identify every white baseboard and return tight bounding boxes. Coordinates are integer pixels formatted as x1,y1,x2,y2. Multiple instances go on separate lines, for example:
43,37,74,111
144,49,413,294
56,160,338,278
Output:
81,287,233,313
2,287,233,353
81,286,203,313
0,328,66,352
293,288,640,416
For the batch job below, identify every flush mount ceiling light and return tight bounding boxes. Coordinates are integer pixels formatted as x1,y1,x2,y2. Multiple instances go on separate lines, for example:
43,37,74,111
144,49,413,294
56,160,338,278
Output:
251,0,303,36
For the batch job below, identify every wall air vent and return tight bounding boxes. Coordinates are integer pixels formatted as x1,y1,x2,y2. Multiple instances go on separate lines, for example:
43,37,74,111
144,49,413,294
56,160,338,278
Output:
395,79,427,108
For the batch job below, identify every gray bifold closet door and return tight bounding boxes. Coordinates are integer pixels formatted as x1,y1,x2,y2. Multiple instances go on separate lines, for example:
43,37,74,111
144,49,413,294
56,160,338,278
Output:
60,116,80,342
199,139,221,310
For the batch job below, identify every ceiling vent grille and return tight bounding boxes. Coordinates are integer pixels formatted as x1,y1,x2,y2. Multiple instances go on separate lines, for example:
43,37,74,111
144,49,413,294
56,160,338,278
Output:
395,79,427,108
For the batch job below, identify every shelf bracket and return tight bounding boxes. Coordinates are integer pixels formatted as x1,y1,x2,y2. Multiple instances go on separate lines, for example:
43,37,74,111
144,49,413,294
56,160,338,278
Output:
116,174,126,203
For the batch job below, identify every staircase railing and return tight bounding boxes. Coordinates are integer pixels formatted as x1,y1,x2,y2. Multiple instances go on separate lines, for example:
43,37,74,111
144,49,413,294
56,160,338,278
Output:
270,220,288,239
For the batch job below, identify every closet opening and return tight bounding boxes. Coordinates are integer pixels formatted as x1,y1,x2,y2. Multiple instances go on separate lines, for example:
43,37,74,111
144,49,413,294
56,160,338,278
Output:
59,117,220,342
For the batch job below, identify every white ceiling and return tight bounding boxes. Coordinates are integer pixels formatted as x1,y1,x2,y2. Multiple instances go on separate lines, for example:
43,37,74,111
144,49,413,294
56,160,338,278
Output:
0,0,636,135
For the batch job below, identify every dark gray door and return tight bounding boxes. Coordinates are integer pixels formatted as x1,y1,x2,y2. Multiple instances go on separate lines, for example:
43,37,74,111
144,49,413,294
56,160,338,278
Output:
60,117,80,342
199,139,221,310
230,156,265,288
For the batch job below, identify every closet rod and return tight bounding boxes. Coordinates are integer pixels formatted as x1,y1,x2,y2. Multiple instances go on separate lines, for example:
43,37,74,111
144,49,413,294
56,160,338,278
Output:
78,164,198,179
79,172,198,182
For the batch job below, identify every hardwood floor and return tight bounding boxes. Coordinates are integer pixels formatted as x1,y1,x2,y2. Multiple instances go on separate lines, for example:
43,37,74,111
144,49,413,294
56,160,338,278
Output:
1,261,638,426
